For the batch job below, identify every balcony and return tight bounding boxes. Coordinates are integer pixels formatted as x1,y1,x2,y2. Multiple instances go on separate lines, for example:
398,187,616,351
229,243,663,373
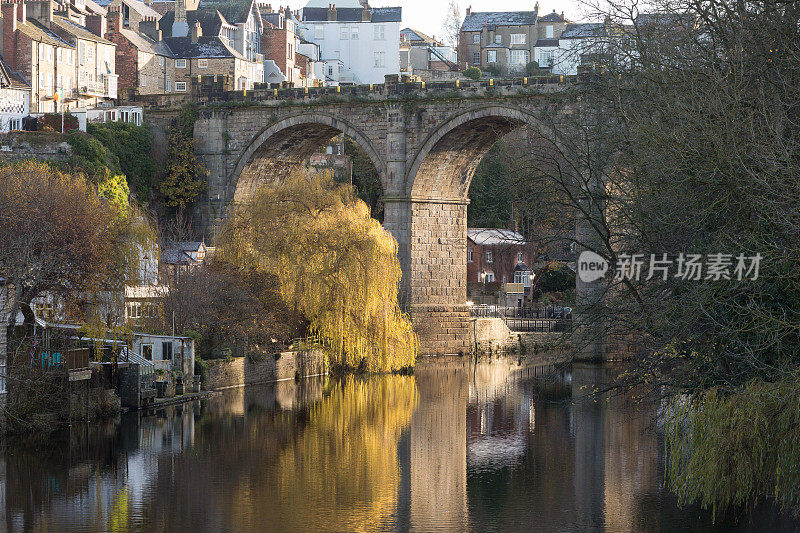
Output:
77,74,118,99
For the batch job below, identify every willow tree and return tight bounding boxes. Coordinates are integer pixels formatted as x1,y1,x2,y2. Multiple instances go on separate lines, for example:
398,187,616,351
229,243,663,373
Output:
220,173,416,372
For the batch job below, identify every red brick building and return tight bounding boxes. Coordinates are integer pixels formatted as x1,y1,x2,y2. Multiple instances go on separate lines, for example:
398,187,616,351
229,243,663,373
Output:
467,228,534,304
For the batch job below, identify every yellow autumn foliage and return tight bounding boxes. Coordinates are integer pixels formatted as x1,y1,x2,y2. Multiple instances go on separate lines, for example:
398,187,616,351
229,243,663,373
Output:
220,173,416,372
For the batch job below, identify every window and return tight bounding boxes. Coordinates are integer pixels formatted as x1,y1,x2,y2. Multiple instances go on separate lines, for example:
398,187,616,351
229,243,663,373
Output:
486,272,496,282
468,247,474,262
540,50,554,66
351,26,358,40
374,51,385,68
162,342,173,361
374,24,385,40
159,56,164,67
340,26,349,40
472,51,480,65
511,33,526,45
87,45,93,61
141,74,146,87
56,74,62,89
314,25,323,39
327,65,334,76
510,49,529,64
166,79,172,92
176,58,187,68
79,42,85,64
517,251,524,263
546,25,554,38
175,81,187,92
487,250,493,263
287,43,292,60
142,344,153,360
473,33,480,44
57,47,62,62
487,50,497,63
198,58,208,68
495,34,502,44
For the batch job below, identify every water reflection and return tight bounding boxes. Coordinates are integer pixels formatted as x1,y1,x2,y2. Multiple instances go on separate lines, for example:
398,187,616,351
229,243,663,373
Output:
1,361,797,532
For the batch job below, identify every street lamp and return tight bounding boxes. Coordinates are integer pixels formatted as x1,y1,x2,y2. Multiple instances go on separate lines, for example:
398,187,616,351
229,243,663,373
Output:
480,271,486,306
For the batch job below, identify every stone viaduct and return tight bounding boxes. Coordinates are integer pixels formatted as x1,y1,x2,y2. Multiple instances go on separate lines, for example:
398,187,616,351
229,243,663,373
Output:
181,77,593,356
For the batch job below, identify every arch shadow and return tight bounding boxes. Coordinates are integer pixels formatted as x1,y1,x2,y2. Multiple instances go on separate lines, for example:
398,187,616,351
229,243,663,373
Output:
230,113,387,203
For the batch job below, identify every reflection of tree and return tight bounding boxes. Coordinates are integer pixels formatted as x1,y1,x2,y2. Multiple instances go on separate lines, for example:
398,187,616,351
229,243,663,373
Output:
227,376,418,531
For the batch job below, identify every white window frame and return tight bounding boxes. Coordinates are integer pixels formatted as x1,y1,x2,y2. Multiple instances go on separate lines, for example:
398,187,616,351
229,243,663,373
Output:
546,25,554,38
176,58,187,68
517,251,524,263
166,79,172,92
487,50,497,63
159,55,164,67
340,26,349,40
374,51,385,68
198,58,208,68
468,247,473,262
374,25,385,40
510,49,529,65
314,25,323,39
486,272,496,283
511,33,526,45
351,26,359,40
494,34,502,44
175,81,187,92
487,250,493,263
472,51,480,65
473,33,480,44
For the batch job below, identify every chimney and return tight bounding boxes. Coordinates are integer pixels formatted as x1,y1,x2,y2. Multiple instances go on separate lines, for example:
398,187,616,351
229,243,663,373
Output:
173,0,189,37
327,4,336,21
466,6,471,16
191,19,202,43
1,3,19,69
109,8,123,33
85,14,106,37
140,18,162,41
361,5,371,22
17,3,26,24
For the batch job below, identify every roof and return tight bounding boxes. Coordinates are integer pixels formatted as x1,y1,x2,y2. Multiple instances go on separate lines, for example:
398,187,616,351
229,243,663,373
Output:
85,0,108,15
120,28,175,56
303,0,363,7
160,9,227,37
165,35,243,58
18,19,75,47
538,10,567,22
301,6,402,23
461,11,538,32
162,242,206,264
535,38,559,47
123,0,162,19
53,16,115,44
0,57,31,90
401,27,442,46
560,23,605,39
197,0,255,25
467,228,526,246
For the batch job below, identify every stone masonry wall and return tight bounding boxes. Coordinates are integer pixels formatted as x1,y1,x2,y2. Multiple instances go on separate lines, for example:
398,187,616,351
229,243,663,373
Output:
204,349,327,390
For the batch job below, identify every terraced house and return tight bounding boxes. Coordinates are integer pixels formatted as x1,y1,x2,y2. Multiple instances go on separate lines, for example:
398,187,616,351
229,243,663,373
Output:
159,0,264,87
0,2,78,113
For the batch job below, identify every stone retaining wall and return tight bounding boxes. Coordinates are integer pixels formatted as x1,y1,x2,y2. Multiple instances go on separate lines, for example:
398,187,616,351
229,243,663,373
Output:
204,349,328,391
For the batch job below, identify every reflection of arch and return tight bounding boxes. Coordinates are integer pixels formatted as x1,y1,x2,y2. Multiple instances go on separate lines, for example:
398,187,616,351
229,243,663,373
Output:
407,105,551,199
231,113,386,202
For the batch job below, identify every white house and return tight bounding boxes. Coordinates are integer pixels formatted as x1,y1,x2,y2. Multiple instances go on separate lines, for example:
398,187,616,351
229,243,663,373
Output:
553,22,606,76
299,0,401,85
132,333,195,378
0,58,29,133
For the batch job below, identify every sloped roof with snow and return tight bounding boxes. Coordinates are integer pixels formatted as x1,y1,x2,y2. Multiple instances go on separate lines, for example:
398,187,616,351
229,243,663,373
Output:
461,11,538,32
467,228,526,246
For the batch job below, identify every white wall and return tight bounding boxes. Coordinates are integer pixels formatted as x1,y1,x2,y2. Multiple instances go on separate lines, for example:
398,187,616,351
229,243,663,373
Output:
299,20,400,84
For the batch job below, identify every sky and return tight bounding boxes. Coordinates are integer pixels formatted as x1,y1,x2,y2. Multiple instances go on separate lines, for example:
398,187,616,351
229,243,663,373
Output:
282,1,589,40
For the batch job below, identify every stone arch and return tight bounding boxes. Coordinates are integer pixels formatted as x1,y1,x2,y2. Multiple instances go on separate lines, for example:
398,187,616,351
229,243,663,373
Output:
230,113,386,202
406,104,556,200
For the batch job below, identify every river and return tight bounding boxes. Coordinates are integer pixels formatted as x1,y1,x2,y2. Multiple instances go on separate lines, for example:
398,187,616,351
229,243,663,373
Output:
0,360,796,532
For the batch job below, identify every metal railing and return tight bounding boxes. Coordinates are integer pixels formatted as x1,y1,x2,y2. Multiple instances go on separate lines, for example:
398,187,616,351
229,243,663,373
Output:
503,318,571,333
